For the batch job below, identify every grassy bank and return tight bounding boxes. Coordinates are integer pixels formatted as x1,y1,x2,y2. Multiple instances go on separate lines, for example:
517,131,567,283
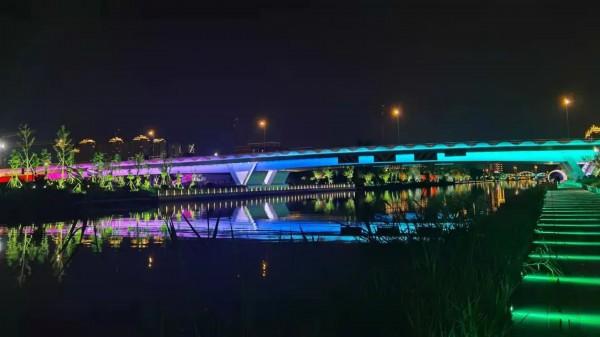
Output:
298,185,547,337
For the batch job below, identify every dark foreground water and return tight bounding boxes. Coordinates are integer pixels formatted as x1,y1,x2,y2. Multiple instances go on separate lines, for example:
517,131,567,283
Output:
0,181,536,337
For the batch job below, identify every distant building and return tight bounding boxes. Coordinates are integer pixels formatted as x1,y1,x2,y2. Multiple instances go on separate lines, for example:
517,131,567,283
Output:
169,142,183,158
235,142,283,154
490,163,503,173
77,138,96,162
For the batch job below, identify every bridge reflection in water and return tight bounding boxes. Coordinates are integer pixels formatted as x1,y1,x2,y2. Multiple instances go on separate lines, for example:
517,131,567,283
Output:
0,181,537,253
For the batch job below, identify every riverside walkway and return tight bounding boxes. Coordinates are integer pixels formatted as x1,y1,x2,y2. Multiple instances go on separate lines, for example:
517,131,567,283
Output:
512,187,600,336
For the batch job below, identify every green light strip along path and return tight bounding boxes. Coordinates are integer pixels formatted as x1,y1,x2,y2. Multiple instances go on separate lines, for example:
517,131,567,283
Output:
524,274,600,286
513,188,600,336
535,230,600,236
529,253,600,261
538,223,600,227
513,308,600,329
533,240,600,247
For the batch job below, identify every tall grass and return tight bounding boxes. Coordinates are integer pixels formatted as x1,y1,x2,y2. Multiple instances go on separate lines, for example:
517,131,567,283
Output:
357,186,546,336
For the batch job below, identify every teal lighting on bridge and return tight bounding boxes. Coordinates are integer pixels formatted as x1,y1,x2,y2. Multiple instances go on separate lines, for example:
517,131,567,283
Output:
2,138,599,186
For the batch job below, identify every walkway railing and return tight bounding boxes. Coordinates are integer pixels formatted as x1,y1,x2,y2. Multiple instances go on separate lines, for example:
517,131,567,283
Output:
157,183,355,199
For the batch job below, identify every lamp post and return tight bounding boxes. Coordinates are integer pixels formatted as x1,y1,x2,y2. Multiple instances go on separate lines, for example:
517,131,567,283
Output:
0,141,6,167
147,129,156,157
392,107,401,144
258,119,267,150
562,97,572,139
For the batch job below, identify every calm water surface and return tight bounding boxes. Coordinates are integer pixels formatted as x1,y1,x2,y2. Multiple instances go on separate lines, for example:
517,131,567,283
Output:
0,181,536,337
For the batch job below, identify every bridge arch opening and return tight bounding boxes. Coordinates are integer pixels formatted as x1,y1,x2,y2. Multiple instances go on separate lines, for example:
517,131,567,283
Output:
547,170,567,183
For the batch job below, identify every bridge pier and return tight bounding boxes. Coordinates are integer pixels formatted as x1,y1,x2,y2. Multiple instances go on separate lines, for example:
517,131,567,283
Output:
229,164,289,187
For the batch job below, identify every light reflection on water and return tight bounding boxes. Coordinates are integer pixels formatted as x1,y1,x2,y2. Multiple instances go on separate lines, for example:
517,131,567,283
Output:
0,181,541,337
0,181,535,250
0,181,536,275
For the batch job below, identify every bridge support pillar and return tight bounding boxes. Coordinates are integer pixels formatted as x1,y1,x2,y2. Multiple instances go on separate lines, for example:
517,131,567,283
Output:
560,159,584,181
246,170,289,187
228,164,289,187
228,162,257,186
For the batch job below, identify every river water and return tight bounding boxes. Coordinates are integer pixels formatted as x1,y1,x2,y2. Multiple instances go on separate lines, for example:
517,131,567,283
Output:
0,181,537,337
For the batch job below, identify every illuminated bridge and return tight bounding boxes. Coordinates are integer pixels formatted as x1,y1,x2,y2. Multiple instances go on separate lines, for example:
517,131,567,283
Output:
3,139,600,186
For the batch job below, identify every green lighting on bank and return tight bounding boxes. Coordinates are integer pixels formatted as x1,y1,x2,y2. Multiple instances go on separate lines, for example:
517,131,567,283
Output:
513,308,600,327
535,230,600,236
529,253,600,261
538,223,600,227
524,274,600,286
533,240,600,247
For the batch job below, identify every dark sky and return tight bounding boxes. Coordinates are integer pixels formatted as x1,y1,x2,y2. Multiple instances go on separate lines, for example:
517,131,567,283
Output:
2,0,600,154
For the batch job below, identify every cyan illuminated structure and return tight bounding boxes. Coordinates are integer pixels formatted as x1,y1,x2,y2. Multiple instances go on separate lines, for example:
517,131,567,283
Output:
2,139,599,185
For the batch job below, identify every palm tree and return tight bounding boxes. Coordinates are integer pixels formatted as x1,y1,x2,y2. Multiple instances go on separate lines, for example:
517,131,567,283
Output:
322,168,335,184
379,169,392,184
342,166,354,183
311,170,325,184
363,172,375,186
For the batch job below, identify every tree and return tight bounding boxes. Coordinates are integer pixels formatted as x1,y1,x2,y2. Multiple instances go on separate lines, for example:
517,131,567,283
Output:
39,149,52,176
134,152,145,176
17,124,36,175
7,150,23,189
379,169,392,184
362,172,375,186
160,157,172,187
311,170,325,184
342,166,354,183
322,168,335,184
92,152,105,184
53,125,75,188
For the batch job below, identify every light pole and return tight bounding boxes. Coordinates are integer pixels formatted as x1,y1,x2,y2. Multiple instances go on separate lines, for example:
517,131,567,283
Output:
562,97,572,139
258,119,267,150
0,141,6,167
392,107,401,144
147,129,155,157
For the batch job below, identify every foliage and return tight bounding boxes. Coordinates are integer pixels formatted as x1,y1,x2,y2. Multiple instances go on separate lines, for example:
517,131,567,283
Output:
362,171,375,185
134,152,145,175
7,150,23,189
378,169,392,184
343,166,354,183
16,124,36,174
91,152,105,184
322,168,335,184
53,125,75,188
311,169,326,184
39,149,52,175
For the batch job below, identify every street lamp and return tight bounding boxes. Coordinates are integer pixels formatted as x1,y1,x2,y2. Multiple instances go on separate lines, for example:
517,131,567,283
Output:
258,119,267,149
0,141,5,167
391,107,401,144
562,97,572,139
147,129,156,157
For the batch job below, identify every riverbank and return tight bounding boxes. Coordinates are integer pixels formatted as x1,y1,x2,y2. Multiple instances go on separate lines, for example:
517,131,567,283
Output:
0,180,472,223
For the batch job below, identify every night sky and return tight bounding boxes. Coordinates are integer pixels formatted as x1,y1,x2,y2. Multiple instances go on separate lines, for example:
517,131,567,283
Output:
2,1,600,154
